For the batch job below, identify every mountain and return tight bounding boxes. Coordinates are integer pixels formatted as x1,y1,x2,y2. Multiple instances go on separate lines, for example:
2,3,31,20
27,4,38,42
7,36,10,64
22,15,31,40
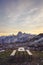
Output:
0,32,43,47
29,33,43,46
0,32,35,44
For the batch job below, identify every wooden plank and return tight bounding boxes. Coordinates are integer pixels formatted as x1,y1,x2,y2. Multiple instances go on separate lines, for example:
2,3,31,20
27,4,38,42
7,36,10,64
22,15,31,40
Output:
26,50,32,55
10,50,16,56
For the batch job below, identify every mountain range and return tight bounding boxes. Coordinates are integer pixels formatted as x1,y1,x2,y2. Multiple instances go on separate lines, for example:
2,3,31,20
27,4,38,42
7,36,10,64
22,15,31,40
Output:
0,32,43,46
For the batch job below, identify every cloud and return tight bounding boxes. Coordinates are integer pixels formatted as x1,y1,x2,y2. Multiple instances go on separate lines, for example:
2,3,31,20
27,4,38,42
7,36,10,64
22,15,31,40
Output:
0,0,43,34
16,7,43,28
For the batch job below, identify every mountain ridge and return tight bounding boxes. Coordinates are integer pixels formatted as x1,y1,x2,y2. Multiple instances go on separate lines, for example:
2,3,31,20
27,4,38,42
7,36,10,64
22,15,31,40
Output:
0,32,43,47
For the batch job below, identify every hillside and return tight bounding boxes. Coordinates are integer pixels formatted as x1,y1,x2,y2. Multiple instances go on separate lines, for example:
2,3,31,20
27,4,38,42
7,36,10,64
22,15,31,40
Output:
0,32,43,51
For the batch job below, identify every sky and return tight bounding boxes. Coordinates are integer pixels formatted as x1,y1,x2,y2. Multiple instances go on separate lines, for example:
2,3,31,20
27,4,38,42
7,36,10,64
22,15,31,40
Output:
0,0,43,36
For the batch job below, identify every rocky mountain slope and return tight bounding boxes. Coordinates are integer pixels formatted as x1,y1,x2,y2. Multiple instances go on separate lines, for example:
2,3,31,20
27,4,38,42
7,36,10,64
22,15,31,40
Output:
0,32,35,44
0,32,43,47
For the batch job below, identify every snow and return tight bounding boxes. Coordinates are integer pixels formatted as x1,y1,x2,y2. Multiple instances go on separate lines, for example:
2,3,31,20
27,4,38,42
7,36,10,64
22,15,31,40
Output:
0,50,5,52
0,32,35,43
34,38,43,43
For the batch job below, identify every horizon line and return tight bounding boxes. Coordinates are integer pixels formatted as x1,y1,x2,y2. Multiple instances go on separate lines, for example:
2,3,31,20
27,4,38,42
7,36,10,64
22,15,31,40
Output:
0,32,43,36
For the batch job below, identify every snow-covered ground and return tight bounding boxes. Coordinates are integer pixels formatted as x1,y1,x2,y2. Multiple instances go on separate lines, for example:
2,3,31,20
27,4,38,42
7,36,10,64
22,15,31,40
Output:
0,50,5,52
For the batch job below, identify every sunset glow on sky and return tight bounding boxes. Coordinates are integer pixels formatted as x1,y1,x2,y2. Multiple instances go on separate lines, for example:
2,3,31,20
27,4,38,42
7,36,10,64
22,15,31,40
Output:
0,0,43,36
